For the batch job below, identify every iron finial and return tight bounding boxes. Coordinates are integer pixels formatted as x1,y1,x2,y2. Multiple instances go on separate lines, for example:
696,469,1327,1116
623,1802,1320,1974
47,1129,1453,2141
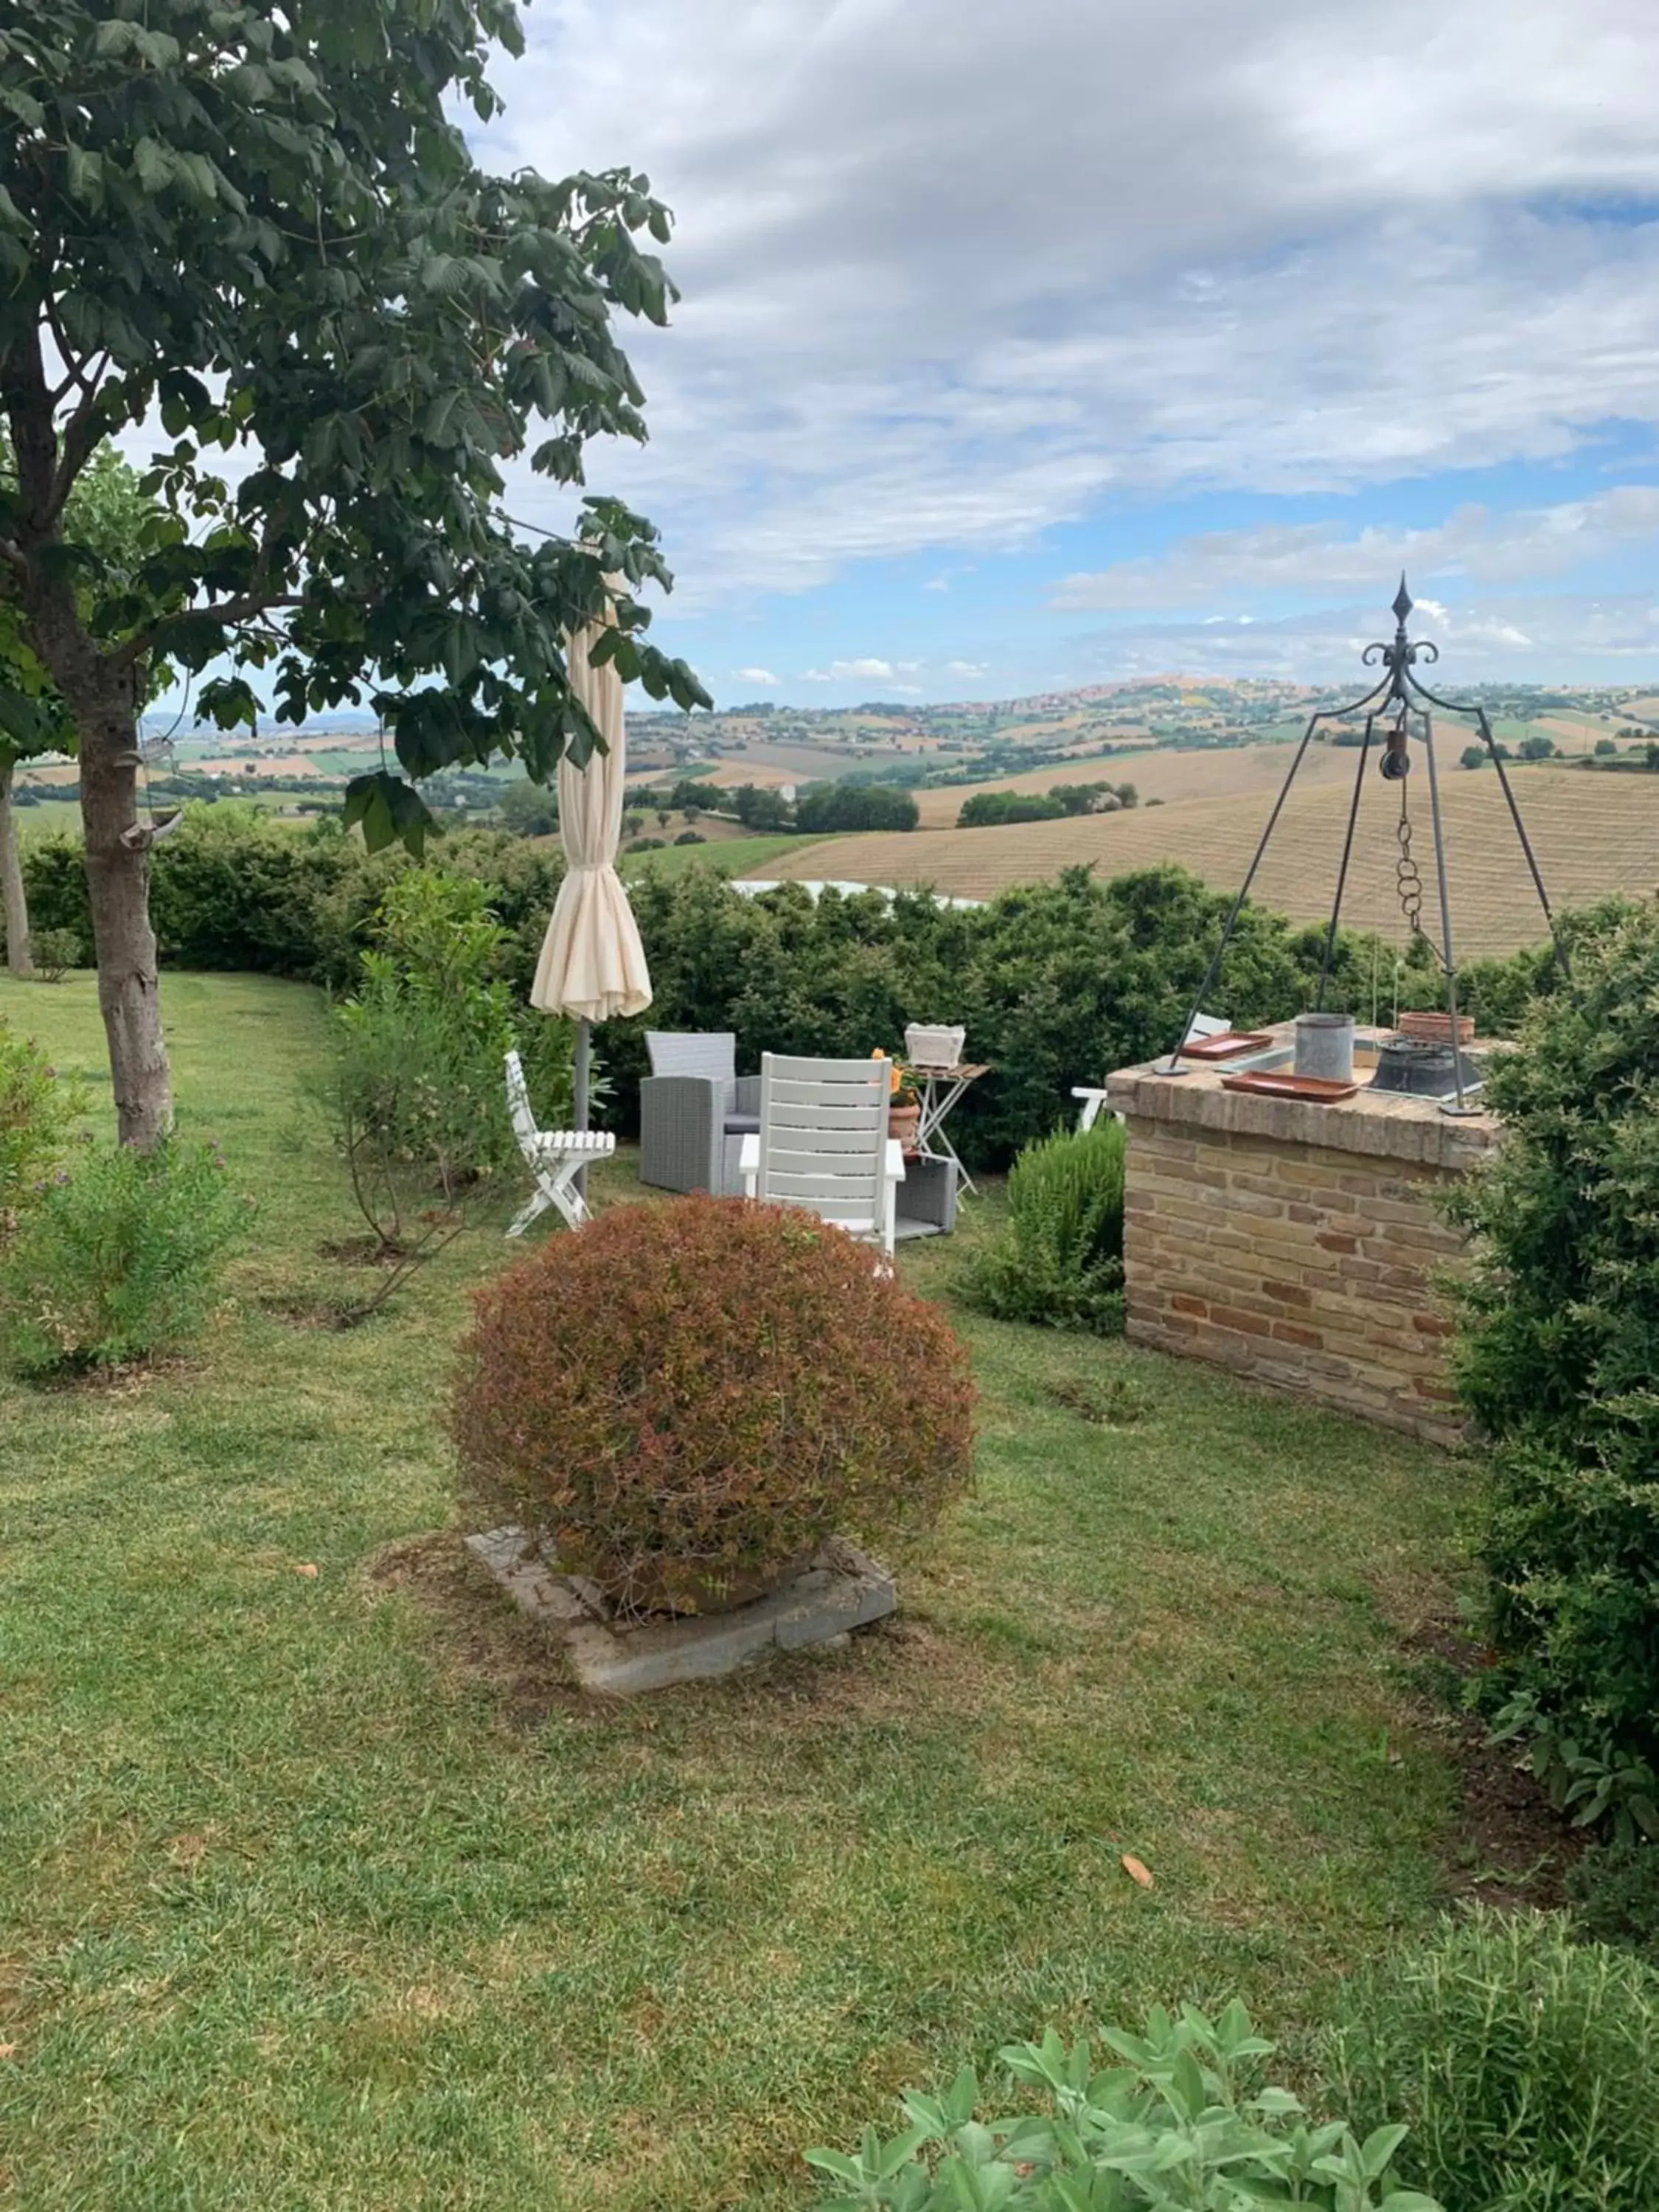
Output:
1392,573,1413,627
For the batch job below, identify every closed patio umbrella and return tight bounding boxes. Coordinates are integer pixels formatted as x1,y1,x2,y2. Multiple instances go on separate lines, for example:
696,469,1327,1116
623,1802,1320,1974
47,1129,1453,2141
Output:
530,594,653,1147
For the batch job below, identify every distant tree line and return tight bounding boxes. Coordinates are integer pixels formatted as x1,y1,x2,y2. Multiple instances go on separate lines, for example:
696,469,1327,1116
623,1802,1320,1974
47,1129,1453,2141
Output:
622,777,920,835
958,779,1140,828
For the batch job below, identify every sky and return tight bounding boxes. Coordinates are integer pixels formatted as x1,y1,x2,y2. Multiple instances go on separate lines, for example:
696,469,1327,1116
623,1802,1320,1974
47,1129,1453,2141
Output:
464,0,1659,706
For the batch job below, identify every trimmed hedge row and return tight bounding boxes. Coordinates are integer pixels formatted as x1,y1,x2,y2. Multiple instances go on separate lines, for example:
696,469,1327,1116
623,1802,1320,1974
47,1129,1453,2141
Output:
20,806,565,998
25,805,1491,1164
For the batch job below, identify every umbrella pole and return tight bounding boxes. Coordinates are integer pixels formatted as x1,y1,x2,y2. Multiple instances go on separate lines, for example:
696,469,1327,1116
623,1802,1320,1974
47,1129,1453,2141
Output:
573,1018,591,1204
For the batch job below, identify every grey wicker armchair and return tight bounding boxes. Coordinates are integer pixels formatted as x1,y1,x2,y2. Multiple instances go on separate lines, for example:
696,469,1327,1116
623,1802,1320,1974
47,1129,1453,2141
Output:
639,1032,762,1195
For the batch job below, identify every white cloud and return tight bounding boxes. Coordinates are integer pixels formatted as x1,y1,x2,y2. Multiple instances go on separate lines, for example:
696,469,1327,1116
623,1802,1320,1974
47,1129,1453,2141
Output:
801,657,897,681
946,659,990,676
1053,486,1659,609
473,1,1659,611
1065,594,1659,681
731,666,778,684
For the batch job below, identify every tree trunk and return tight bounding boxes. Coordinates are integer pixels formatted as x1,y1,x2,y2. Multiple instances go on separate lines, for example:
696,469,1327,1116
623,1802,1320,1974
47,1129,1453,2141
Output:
77,692,172,1147
7,321,172,1144
0,755,32,978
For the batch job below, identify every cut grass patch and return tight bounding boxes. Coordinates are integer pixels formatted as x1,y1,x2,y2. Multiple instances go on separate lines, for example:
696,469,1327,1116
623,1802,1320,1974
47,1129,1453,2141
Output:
0,970,1520,2209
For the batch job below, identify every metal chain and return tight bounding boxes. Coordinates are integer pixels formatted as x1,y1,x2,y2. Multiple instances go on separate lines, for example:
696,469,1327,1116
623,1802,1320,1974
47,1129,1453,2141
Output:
1396,776,1425,936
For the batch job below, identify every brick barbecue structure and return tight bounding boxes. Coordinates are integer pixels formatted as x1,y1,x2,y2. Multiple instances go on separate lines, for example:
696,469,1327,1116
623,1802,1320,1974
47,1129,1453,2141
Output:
1106,1025,1500,1447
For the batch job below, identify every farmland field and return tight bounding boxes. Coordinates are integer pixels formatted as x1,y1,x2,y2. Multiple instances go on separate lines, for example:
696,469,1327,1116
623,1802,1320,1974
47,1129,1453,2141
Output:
621,830,837,882
911,740,1362,827
761,765,1659,958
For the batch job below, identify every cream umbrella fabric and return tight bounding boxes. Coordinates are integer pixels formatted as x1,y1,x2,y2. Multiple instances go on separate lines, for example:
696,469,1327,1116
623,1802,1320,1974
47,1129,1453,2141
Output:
530,602,653,1029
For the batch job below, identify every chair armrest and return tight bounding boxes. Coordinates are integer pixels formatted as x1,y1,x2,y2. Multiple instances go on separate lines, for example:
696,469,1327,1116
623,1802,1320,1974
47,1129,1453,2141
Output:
884,1138,906,1185
639,1076,723,1193
738,1132,760,1198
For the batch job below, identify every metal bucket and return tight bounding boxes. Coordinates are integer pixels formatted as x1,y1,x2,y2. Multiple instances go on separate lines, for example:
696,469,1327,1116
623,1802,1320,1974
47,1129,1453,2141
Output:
1294,1011,1356,1083
1371,1037,1481,1098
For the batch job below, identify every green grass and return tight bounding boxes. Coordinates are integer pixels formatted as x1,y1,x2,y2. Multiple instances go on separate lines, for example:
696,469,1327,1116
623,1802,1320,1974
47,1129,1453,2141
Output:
0,973,1481,2209
10,797,81,844
620,830,840,882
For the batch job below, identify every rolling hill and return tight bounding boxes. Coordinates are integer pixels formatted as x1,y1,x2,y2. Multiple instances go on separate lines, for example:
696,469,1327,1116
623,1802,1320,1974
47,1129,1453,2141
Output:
759,765,1659,959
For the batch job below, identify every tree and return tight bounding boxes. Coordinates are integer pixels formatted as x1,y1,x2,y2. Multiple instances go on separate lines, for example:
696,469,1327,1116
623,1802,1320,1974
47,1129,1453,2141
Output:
731,782,791,831
0,1,706,1143
1518,734,1557,762
495,776,558,838
1460,744,1488,770
796,782,919,833
1595,737,1618,757
958,788,1063,827
0,443,175,975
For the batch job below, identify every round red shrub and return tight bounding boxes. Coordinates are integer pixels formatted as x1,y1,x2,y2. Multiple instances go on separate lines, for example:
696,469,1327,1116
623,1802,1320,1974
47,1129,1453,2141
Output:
449,1196,975,1613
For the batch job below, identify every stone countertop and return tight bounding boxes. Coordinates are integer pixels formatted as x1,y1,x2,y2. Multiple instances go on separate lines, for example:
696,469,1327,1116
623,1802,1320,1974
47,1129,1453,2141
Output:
1106,1022,1502,1169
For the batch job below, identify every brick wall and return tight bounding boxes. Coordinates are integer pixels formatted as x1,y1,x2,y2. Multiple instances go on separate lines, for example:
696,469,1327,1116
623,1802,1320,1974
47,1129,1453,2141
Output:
1107,1041,1499,1449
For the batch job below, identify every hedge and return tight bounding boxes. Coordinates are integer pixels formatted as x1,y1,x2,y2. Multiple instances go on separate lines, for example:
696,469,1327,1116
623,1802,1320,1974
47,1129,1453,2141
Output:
21,804,1480,1164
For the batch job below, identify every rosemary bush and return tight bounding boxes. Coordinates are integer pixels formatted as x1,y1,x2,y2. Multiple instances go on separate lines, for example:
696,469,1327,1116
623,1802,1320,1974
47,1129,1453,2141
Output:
0,1138,248,1376
956,1118,1126,1333
1329,1909,1659,2212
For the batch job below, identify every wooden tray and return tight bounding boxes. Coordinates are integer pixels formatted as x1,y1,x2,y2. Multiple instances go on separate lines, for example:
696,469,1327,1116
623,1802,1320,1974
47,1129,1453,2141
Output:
1180,1030,1274,1061
1222,1071,1357,1104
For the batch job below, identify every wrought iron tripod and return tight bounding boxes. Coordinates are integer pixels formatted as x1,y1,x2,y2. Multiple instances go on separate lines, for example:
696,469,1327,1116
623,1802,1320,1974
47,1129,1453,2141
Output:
1160,577,1565,1115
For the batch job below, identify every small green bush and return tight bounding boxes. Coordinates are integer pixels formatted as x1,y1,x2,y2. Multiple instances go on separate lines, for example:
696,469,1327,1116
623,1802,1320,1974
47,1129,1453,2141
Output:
0,1139,249,1375
1448,898,1659,1820
0,1015,83,1235
1329,1908,1659,2211
325,866,577,1248
332,869,523,1195
809,1998,1442,2211
28,928,82,982
1568,1840,1659,1965
956,1119,1126,1332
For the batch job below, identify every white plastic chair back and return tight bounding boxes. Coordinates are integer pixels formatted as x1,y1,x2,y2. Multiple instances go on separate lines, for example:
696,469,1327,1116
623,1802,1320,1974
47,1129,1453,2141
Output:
754,1052,888,1235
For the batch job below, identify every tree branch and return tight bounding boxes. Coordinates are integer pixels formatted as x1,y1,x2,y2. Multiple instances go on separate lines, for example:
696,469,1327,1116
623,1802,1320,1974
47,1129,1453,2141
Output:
43,293,100,407
110,591,311,672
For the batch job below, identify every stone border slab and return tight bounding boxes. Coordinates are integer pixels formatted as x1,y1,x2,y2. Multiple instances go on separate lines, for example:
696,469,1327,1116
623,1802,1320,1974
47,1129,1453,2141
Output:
465,1526,896,1694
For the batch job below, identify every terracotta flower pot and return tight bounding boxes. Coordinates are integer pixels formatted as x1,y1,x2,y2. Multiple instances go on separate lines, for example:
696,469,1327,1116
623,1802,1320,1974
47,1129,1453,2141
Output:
888,1103,921,1147
1398,1009,1475,1046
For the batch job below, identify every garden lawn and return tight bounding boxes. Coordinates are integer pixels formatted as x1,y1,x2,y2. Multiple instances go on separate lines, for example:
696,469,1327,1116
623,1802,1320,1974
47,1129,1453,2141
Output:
1,971,1478,2211
619,830,840,883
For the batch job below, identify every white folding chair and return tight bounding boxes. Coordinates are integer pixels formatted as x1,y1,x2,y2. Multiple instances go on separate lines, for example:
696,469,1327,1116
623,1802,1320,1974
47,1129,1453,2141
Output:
504,1050,616,1236
739,1051,904,1258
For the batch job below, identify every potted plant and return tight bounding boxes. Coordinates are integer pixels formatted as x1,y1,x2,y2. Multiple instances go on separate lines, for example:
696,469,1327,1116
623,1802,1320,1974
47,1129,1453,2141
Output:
890,1074,922,1150
874,1051,923,1149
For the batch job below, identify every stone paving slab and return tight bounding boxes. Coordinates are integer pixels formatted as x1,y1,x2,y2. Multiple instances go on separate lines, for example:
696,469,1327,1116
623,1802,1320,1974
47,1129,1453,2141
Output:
465,1527,896,1694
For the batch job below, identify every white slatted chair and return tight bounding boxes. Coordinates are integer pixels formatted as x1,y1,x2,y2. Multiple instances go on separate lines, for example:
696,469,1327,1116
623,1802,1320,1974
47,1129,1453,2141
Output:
739,1051,904,1258
504,1050,616,1237
1073,1013,1230,1129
